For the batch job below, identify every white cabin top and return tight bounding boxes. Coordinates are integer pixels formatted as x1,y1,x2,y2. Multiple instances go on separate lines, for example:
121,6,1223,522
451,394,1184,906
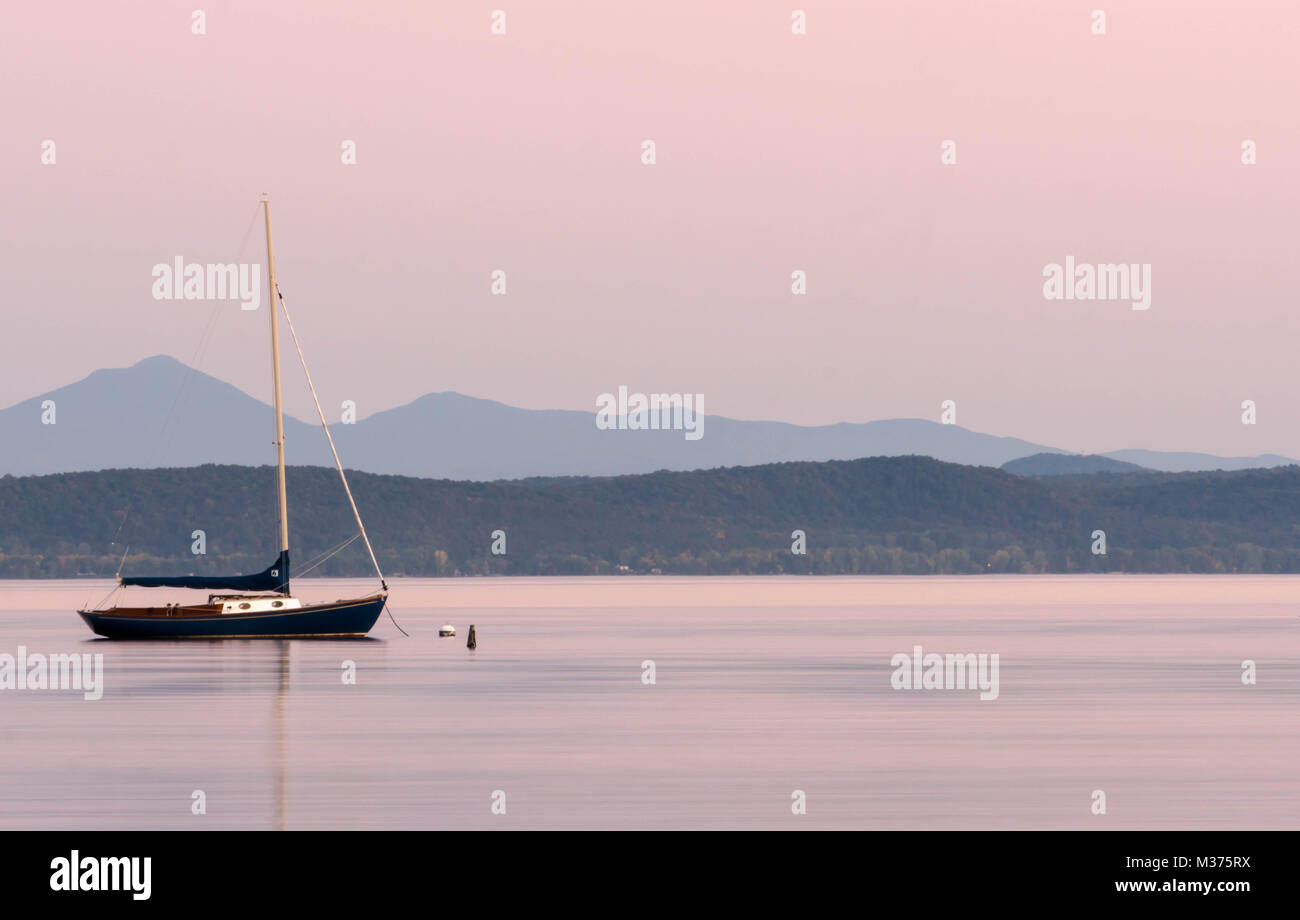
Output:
211,596,303,614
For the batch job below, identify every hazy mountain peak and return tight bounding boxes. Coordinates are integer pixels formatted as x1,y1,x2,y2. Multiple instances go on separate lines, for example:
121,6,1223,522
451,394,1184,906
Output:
1,358,1294,480
131,354,190,371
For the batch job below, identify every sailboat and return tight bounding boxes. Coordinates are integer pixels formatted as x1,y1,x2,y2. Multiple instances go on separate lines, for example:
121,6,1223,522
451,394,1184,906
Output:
77,197,389,639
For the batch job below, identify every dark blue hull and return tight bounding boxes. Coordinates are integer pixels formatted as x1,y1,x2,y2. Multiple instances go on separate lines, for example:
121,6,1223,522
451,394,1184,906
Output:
77,594,387,639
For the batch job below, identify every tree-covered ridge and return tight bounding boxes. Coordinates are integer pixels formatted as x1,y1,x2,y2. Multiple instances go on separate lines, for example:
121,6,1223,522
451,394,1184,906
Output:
3,457,1300,578
1001,452,1148,475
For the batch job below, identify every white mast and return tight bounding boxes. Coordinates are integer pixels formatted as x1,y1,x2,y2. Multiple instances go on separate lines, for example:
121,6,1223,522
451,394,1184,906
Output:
263,195,290,561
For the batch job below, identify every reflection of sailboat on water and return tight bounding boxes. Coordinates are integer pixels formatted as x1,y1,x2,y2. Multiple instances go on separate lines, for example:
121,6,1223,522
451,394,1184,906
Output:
77,197,389,639
273,640,288,831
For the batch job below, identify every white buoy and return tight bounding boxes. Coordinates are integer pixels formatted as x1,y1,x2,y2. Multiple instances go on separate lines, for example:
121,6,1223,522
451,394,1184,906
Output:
438,624,456,637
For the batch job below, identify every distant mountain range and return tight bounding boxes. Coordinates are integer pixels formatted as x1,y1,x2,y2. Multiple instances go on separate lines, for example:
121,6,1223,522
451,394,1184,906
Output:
1096,448,1295,473
0,355,1293,479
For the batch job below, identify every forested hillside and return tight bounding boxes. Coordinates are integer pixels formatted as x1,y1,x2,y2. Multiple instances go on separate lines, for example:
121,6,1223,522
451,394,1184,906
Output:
3,458,1300,577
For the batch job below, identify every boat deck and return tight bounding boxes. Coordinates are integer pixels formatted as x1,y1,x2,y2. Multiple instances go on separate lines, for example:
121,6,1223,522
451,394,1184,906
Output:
83,604,223,618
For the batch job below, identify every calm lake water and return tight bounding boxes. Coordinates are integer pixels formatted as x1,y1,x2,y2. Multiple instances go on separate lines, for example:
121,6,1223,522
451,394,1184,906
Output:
0,575,1296,830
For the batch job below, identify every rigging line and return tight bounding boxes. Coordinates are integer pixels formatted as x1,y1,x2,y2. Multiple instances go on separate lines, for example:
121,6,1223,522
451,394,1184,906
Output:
160,204,259,445
114,205,260,562
381,599,410,637
113,310,222,581
293,532,362,579
298,530,361,569
93,579,123,611
114,297,220,556
235,201,262,262
109,511,129,547
274,284,388,592
158,297,224,443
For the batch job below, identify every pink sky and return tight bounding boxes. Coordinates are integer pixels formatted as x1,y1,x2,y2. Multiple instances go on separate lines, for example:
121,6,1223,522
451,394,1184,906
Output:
2,1,1297,456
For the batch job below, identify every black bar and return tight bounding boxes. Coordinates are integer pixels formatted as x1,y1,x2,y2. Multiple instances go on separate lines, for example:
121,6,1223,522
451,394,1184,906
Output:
0,830,1282,908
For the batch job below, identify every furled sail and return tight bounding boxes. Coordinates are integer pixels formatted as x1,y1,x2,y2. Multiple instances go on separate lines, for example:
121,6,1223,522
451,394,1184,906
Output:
120,551,290,594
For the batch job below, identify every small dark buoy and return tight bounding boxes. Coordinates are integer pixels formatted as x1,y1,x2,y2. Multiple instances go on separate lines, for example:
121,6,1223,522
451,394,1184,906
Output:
467,624,477,650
